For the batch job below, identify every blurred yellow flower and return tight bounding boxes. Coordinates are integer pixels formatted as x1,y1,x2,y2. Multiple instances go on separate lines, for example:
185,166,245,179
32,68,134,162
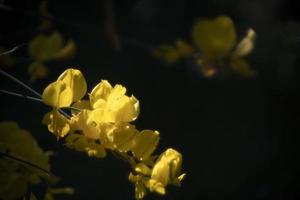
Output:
154,15,257,78
154,40,194,64
192,16,236,59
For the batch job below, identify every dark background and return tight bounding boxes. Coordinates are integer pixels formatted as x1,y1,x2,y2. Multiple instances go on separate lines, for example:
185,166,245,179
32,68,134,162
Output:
1,0,300,199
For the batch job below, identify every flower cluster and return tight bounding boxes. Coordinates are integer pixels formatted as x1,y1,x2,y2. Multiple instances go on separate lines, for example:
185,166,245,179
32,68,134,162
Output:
154,16,256,78
42,68,185,199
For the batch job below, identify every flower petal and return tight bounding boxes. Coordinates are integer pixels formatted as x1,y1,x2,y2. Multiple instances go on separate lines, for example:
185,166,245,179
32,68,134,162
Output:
57,68,87,102
192,16,236,59
130,130,160,161
90,80,112,108
233,28,256,57
42,110,70,138
106,95,140,123
42,81,73,108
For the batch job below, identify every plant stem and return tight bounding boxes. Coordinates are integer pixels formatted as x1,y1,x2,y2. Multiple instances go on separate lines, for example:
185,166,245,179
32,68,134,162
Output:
0,69,74,118
0,89,82,112
0,43,26,56
0,89,43,102
0,69,42,98
0,151,50,175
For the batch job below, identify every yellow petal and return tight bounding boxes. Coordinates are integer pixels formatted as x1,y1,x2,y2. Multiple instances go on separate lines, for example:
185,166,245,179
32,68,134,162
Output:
148,179,166,195
57,68,87,102
151,159,170,187
192,16,236,59
53,39,76,60
233,28,256,57
154,148,185,186
162,149,183,184
135,181,147,199
131,130,160,161
128,172,142,183
153,45,181,64
29,32,63,61
28,62,48,81
71,100,91,115
175,173,186,186
42,81,73,108
106,123,137,152
135,163,152,176
106,95,140,123
65,133,106,158
175,40,195,58
65,133,89,151
90,80,112,108
42,110,70,138
106,84,127,105
231,58,256,77
74,110,101,139
85,142,106,158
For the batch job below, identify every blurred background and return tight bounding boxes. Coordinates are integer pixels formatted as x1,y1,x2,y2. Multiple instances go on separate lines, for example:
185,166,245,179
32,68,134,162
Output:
1,0,299,199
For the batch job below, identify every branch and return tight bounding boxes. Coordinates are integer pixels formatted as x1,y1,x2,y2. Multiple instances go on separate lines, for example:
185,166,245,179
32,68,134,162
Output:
0,151,50,175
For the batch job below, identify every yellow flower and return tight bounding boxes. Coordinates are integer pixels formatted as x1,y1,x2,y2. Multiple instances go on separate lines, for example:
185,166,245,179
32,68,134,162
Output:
42,81,73,108
65,133,106,158
40,68,186,199
28,32,76,61
192,16,236,59
154,40,194,63
42,110,70,138
101,123,138,152
90,81,140,123
41,68,88,137
71,110,101,139
149,148,186,194
57,68,87,102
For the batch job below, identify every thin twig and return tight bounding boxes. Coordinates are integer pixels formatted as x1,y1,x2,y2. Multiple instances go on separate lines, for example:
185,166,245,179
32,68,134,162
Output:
0,43,26,56
0,151,50,175
0,69,72,118
0,69,42,97
0,89,82,112
0,89,43,102
104,0,120,51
